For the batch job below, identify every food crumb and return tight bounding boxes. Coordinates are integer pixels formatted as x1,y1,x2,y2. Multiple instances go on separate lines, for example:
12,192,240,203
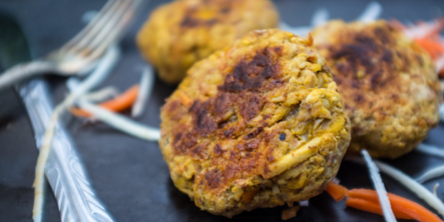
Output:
281,206,301,220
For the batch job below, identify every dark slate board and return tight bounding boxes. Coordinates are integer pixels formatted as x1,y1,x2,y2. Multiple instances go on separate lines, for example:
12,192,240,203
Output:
0,0,443,221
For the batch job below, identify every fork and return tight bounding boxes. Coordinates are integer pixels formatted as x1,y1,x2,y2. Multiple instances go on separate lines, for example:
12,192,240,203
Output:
0,0,141,91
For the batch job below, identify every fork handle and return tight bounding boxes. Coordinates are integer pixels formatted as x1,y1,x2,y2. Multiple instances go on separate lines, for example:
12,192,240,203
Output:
19,79,115,222
0,60,57,91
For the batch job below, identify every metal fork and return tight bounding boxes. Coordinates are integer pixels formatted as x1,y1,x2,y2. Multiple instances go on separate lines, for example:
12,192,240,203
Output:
0,0,141,91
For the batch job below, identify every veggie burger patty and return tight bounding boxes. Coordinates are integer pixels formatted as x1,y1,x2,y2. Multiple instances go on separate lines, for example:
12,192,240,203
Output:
137,0,279,84
312,20,441,158
159,29,351,217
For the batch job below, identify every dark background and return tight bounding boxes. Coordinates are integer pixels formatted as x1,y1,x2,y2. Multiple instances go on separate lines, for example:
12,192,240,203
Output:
0,0,444,221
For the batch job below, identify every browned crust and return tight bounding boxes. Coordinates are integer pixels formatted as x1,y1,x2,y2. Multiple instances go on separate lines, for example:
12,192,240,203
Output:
159,29,351,217
167,46,286,192
136,0,280,83
312,20,441,158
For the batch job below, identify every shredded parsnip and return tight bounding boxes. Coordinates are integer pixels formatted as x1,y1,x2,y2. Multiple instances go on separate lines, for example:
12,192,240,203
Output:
32,45,120,222
361,150,396,222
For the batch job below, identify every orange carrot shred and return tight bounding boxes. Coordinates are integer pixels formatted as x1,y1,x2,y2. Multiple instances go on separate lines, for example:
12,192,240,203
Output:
176,90,193,107
348,189,443,222
415,38,444,59
70,84,139,118
325,181,349,202
346,198,413,220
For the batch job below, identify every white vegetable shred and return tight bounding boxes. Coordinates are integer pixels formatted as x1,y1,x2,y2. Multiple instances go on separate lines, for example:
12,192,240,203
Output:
361,150,396,222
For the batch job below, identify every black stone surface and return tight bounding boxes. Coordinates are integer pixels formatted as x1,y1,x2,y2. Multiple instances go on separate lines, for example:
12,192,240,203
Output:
0,0,443,221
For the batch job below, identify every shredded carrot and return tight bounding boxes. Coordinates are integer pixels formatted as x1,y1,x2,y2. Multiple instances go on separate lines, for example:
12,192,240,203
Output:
415,37,444,77
325,181,349,202
176,90,193,107
346,198,413,220
70,84,139,117
414,38,444,59
404,18,444,74
326,181,443,221
348,189,443,222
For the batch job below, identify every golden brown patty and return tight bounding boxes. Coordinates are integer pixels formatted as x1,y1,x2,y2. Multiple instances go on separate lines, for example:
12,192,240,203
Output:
136,0,279,84
159,29,351,217
312,20,441,158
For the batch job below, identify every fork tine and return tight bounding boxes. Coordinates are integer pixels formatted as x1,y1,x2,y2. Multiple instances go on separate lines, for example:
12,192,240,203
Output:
63,0,125,53
68,0,127,54
88,1,139,60
62,0,119,50
84,0,134,51
70,0,138,61
67,0,138,58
